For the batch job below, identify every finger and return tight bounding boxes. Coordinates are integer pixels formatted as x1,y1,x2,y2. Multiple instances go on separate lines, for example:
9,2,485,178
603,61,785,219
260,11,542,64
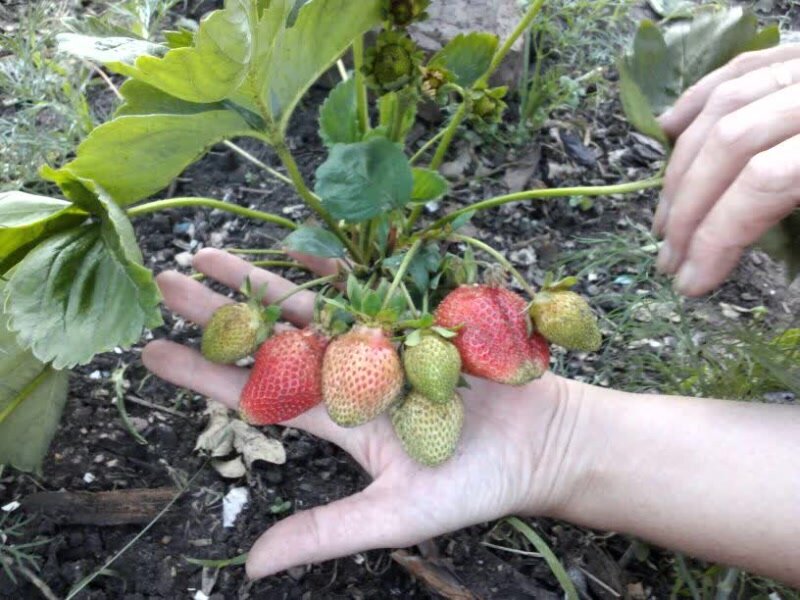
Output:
246,487,414,580
286,251,344,277
141,340,354,447
656,82,800,274
657,59,800,237
157,271,231,327
659,44,800,138
142,340,247,409
674,134,800,296
193,248,316,326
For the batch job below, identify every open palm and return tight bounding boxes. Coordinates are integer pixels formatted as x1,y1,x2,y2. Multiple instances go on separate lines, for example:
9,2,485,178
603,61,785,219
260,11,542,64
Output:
143,248,568,579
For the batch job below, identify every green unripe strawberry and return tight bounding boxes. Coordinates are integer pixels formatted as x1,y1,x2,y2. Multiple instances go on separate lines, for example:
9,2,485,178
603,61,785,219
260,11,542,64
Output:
392,391,464,467
201,303,273,364
530,290,601,352
403,333,461,404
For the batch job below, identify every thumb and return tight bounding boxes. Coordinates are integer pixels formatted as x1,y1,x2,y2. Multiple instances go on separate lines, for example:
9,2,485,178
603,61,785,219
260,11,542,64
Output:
245,487,411,579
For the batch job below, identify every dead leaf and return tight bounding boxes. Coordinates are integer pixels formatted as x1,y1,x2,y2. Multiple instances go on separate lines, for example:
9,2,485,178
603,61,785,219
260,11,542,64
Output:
231,420,286,467
194,401,234,457
211,457,247,479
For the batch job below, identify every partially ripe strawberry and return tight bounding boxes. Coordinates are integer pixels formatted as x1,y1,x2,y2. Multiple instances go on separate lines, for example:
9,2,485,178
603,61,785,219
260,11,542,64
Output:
392,390,464,467
239,329,328,425
322,325,404,427
202,303,272,364
530,290,601,352
435,285,545,385
403,333,461,404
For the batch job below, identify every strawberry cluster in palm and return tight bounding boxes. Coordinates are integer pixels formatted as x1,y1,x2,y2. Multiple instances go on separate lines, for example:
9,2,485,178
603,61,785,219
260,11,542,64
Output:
201,259,601,467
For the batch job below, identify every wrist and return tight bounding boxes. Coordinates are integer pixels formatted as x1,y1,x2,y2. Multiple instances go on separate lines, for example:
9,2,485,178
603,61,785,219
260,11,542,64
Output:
515,376,620,518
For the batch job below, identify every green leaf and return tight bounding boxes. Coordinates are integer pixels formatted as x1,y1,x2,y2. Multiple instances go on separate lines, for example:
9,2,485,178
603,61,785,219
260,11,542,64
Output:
0,192,88,276
47,107,251,206
283,226,346,258
106,0,254,103
451,210,475,231
315,138,414,223
411,168,449,203
620,8,779,136
4,184,162,369
758,211,800,281
115,80,229,117
0,290,69,474
429,32,498,88
259,0,382,131
319,77,360,146
618,60,669,145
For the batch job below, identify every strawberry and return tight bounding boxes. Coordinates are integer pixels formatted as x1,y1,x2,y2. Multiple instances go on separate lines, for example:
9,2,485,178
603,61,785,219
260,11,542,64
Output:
322,325,404,427
403,333,461,404
392,390,464,467
202,302,274,364
239,329,328,425
530,290,601,352
528,331,551,378
435,284,545,385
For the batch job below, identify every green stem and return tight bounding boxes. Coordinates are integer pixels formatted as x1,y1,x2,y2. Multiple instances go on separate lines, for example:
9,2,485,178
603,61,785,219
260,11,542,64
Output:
478,0,546,88
410,128,448,165
273,274,339,306
382,238,423,311
126,197,297,230
427,177,664,233
429,102,468,170
273,141,365,263
353,36,370,134
399,281,419,318
0,366,52,426
452,234,535,298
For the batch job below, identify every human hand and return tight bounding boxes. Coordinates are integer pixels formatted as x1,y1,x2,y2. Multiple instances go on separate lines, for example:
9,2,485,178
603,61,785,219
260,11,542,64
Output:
142,248,580,580
653,44,800,296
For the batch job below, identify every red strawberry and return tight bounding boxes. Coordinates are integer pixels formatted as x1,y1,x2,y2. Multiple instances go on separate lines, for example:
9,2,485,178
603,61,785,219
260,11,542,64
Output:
528,331,551,379
322,325,404,427
239,329,328,425
435,285,547,385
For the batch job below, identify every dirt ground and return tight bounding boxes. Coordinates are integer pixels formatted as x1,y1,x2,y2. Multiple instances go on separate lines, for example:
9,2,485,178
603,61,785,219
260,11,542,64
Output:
1,1,799,599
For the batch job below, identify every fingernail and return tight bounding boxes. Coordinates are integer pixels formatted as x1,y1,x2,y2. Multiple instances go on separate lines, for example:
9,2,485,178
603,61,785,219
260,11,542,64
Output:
674,261,699,296
656,242,679,274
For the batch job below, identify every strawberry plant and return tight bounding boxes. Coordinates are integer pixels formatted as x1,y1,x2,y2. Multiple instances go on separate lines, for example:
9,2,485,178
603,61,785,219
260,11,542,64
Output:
0,2,787,470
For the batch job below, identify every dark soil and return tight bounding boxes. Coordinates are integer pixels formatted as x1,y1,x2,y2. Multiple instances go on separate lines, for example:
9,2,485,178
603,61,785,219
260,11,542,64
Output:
2,2,799,599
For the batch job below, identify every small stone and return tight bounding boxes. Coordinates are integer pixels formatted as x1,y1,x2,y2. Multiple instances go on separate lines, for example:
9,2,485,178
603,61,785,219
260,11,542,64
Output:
175,251,194,268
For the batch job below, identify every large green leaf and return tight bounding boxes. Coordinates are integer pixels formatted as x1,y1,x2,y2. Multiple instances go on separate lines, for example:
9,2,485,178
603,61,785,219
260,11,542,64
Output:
284,225,346,258
260,0,382,130
61,0,254,104
115,80,229,116
429,32,499,88
319,78,360,147
46,107,251,206
4,185,162,369
620,8,779,138
0,192,88,276
315,138,414,223
0,303,69,474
